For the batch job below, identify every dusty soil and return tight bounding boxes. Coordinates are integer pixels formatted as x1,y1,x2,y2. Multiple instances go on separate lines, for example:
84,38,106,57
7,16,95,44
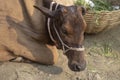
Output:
0,26,120,80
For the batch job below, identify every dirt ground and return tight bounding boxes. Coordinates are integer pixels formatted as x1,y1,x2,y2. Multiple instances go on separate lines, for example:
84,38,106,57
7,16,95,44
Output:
0,25,120,80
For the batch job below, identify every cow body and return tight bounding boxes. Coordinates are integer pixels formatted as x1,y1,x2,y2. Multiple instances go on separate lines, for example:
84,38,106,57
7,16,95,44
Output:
0,0,59,64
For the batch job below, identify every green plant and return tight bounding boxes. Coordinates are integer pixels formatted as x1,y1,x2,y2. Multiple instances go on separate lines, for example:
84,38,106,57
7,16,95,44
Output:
75,0,113,12
74,0,91,9
92,0,113,11
101,43,112,57
89,42,118,58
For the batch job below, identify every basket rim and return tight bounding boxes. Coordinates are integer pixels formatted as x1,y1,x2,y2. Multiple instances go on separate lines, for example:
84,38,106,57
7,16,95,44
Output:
86,9,120,14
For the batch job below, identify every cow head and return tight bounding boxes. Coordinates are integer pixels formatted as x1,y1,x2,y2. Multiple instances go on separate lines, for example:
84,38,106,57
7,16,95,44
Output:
34,3,87,72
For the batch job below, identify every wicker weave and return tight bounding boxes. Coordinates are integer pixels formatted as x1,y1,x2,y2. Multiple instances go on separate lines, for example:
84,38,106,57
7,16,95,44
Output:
84,10,120,33
84,0,120,33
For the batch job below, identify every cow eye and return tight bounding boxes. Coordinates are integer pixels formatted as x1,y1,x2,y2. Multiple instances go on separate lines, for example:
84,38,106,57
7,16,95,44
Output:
61,27,68,35
63,29,68,34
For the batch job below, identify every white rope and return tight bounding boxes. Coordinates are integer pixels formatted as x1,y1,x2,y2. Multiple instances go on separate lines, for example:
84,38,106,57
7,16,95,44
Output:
47,2,56,42
47,2,85,53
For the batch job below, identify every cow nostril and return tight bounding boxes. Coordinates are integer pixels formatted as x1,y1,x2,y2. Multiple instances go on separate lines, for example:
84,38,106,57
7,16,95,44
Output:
73,64,81,71
75,65,81,70
71,63,86,71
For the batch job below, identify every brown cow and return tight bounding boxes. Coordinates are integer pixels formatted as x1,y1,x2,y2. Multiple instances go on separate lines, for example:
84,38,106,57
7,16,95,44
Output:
0,0,86,72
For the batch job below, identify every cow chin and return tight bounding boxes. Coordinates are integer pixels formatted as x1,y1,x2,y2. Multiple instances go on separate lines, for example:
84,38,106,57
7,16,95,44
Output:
65,51,86,72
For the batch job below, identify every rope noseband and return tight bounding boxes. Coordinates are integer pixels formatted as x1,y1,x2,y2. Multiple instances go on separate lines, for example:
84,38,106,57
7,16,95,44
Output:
47,2,85,53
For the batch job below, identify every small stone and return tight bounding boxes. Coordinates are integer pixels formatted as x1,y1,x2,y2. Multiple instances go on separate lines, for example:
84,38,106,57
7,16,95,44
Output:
48,74,52,77
39,71,43,75
12,57,23,62
94,74,102,80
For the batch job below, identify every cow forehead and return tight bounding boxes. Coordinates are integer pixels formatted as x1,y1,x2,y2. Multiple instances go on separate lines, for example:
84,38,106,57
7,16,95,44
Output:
56,6,84,29
60,6,81,18
66,6,80,13
67,6,77,13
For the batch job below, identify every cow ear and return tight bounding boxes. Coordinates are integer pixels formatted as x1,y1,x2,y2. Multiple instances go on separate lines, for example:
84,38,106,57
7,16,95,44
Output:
34,5,55,18
81,6,86,15
77,6,86,15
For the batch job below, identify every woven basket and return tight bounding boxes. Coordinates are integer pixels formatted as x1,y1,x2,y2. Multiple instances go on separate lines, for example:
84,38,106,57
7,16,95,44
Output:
84,0,120,34
84,10,120,33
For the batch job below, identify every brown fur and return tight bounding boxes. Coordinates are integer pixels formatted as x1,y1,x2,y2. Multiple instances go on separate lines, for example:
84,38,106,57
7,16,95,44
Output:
0,0,59,64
